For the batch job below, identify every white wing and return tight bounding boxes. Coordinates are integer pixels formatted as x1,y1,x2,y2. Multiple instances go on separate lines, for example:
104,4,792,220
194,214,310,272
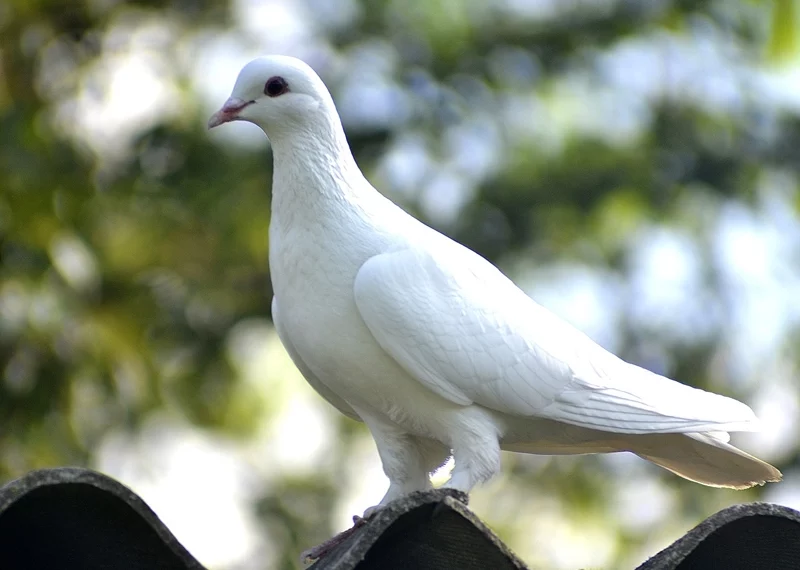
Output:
353,246,757,435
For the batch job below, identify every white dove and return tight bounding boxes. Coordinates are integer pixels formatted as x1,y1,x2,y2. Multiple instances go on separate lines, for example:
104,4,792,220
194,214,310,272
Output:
209,56,781,516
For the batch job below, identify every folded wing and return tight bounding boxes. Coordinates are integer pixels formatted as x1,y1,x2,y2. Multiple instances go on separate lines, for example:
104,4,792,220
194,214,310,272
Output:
353,246,758,435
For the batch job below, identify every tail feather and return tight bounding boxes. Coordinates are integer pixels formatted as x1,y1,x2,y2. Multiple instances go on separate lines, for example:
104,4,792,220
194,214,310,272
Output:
632,432,782,489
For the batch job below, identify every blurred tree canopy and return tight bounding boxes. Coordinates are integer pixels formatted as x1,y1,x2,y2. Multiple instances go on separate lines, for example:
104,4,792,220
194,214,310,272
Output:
2,0,800,568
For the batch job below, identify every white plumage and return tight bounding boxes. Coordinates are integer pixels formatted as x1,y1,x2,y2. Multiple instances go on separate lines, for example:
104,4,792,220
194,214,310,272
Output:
209,55,780,514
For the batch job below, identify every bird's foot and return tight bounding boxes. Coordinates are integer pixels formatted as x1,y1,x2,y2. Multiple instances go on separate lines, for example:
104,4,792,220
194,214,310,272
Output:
300,514,370,565
362,503,384,519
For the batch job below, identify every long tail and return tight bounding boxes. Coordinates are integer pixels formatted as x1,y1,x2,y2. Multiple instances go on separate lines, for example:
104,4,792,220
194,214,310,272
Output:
632,432,782,489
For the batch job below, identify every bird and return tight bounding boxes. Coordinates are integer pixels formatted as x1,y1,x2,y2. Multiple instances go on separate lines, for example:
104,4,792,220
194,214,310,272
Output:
208,55,781,518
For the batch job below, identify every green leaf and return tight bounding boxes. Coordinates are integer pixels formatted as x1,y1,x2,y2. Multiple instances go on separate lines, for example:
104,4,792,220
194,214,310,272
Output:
768,0,798,62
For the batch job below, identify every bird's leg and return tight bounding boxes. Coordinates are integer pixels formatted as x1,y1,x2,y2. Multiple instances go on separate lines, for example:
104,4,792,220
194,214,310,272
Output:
301,425,446,564
361,417,444,518
444,426,501,494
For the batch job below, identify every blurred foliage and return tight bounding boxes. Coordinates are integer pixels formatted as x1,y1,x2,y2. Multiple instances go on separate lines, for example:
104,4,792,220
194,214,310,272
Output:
2,0,800,568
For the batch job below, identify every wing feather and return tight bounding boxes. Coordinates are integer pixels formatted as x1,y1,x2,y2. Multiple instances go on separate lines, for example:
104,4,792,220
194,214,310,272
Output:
353,246,758,435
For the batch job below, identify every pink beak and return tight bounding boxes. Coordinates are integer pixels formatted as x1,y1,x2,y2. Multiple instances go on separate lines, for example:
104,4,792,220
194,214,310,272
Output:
208,97,253,129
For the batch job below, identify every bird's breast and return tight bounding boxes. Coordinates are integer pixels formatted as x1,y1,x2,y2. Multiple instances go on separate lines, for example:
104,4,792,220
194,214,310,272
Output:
268,220,390,396
266,198,470,435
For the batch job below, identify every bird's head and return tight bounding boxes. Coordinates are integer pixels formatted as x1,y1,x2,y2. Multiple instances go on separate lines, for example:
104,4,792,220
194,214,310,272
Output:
208,55,334,135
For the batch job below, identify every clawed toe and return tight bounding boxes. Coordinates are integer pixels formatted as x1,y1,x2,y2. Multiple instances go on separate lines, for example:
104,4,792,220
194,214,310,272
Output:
362,504,383,519
300,513,370,564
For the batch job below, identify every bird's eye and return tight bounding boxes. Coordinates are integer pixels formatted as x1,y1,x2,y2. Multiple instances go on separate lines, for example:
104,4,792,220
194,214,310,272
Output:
264,76,289,97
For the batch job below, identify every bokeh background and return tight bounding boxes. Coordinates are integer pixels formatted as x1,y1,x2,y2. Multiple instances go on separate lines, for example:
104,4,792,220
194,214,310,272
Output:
3,0,800,568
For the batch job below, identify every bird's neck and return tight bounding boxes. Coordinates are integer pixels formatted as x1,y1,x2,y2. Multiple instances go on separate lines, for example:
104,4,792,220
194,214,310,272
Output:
266,116,389,258
268,113,369,210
